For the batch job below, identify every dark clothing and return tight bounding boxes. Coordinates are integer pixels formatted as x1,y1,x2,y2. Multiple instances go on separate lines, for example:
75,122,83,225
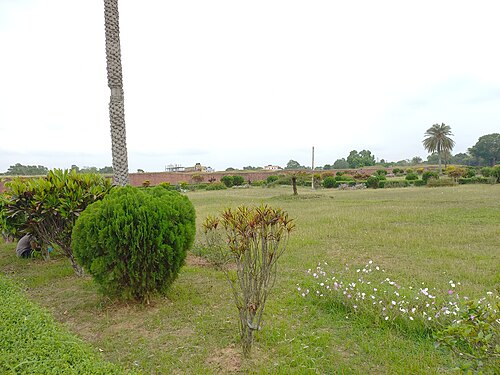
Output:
16,234,33,258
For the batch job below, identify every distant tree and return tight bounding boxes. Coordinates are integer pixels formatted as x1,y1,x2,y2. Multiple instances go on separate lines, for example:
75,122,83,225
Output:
451,153,472,166
323,164,333,170
468,133,500,166
395,159,411,166
285,160,304,170
346,150,375,168
137,169,145,173
411,156,423,165
225,167,236,172
70,165,80,173
5,163,49,176
333,158,349,169
80,166,99,174
99,166,113,174
422,123,455,174
242,166,261,171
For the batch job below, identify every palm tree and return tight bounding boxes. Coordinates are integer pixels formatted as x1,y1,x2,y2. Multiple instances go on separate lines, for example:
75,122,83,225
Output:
104,0,129,186
422,123,455,175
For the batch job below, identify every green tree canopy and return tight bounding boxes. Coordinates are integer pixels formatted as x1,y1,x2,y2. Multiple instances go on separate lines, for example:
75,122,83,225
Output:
422,123,455,174
468,133,500,167
346,150,376,168
333,158,350,169
285,160,305,170
4,163,48,176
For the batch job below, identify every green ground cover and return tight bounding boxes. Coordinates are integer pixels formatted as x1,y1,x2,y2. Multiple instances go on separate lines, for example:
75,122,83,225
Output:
1,184,499,374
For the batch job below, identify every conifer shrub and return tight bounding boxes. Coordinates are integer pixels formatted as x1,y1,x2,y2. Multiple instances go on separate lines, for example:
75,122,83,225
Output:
366,176,380,188
422,170,439,183
72,186,196,303
322,176,336,188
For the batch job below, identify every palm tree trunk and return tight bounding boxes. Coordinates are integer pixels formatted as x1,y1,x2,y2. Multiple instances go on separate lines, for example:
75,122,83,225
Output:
437,145,442,175
104,0,129,186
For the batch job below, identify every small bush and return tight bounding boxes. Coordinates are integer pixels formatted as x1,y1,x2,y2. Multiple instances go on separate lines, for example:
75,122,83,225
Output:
322,176,336,189
232,175,245,186
392,168,402,175
375,169,388,176
480,167,493,177
492,165,500,183
406,168,414,174
405,172,419,181
251,180,266,187
72,186,196,303
464,167,476,178
266,175,279,184
383,180,410,188
335,175,354,182
422,170,439,183
366,176,380,188
416,167,424,175
458,177,490,185
413,179,427,187
206,182,227,191
427,178,457,187
220,175,234,187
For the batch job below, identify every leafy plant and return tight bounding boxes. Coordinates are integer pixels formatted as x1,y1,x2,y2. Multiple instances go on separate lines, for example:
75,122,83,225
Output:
492,165,500,183
422,170,439,183
445,166,466,181
72,186,196,303
435,293,499,373
480,167,493,177
405,172,419,181
203,205,295,357
3,170,113,275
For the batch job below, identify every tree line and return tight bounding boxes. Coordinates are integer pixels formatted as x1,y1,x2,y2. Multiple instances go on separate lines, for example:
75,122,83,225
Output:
1,164,113,176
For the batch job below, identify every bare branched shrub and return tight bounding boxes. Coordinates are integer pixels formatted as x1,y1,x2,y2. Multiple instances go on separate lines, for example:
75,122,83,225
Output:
203,205,295,357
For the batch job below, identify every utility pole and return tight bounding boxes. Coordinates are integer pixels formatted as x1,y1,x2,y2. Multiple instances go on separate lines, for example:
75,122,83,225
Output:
311,146,315,190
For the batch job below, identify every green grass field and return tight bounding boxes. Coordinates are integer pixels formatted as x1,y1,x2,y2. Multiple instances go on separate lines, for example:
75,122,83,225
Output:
1,184,499,374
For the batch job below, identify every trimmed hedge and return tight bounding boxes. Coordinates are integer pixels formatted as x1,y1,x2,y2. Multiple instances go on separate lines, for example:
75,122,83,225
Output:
0,276,129,374
458,177,491,184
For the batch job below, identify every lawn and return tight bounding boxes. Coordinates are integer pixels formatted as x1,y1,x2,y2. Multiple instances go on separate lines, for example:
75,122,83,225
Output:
1,184,499,374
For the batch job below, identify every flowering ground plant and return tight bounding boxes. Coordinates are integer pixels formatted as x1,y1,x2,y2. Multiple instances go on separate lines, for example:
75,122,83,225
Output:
297,260,499,371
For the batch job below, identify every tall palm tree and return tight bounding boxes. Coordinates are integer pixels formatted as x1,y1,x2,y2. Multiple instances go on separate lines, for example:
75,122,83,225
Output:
422,123,455,175
104,0,129,186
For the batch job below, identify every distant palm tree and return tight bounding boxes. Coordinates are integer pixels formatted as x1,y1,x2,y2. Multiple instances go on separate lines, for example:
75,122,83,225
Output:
104,0,129,186
423,123,455,175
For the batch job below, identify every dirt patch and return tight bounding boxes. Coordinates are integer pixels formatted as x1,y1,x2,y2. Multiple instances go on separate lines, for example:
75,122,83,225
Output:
206,345,242,373
186,254,212,267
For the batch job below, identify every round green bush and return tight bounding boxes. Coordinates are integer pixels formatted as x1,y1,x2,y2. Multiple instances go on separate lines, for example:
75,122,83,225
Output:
266,175,279,184
405,172,419,181
72,186,196,303
322,176,336,188
366,176,380,188
232,175,245,186
221,175,234,187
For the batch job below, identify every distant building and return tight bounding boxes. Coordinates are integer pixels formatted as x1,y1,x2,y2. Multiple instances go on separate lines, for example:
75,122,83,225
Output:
263,165,282,171
165,164,185,172
185,163,214,173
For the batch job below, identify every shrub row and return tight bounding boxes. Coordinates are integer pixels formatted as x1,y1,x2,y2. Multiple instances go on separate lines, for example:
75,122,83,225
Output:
458,177,491,184
0,275,129,374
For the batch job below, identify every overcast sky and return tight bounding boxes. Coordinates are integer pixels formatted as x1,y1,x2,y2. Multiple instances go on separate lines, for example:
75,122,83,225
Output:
1,0,499,173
